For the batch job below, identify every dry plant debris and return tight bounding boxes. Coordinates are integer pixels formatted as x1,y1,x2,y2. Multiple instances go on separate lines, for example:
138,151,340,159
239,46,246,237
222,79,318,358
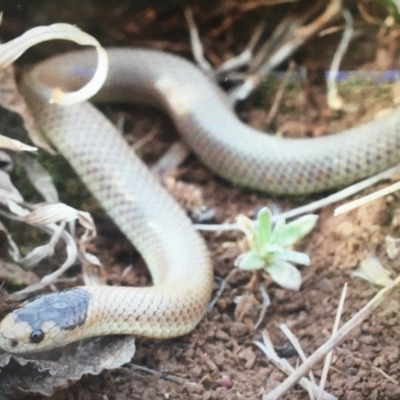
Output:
0,22,136,397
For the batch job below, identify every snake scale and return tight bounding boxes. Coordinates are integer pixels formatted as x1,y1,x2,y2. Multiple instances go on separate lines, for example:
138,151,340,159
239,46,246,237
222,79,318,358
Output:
0,48,400,353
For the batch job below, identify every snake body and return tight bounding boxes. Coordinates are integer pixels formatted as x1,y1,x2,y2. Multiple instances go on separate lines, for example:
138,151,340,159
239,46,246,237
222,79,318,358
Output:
1,48,400,353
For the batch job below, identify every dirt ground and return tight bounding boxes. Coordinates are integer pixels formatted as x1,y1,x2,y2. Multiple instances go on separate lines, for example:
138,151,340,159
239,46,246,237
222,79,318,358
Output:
2,1,400,399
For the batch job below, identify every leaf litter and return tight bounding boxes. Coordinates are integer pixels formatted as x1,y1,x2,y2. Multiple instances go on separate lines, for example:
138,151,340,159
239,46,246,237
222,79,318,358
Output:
0,23,135,398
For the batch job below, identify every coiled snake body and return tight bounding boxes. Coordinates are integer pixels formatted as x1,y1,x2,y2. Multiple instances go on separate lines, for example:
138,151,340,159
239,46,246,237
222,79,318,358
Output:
0,48,400,353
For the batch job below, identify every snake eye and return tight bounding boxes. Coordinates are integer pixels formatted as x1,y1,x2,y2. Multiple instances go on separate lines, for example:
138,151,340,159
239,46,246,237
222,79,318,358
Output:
30,329,44,344
10,340,18,348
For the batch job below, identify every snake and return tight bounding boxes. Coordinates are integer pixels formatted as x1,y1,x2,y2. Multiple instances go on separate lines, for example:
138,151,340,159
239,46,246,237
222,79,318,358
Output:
0,48,400,353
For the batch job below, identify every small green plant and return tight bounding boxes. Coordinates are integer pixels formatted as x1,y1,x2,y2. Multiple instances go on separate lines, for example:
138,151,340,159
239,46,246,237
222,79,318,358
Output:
235,207,318,290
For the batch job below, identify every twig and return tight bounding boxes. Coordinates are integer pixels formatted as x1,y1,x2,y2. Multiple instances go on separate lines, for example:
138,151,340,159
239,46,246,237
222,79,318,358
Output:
265,60,296,127
254,283,271,330
371,366,398,385
132,128,159,151
334,179,400,215
281,326,317,390
250,5,317,73
264,275,400,400
232,0,343,102
207,269,239,312
151,141,190,177
195,222,240,231
317,283,347,400
254,330,337,400
326,9,353,110
129,364,196,385
184,7,213,73
215,21,266,75
279,324,316,399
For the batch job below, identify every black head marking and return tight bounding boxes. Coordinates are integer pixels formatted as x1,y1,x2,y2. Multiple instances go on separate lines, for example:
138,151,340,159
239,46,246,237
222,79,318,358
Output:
30,329,44,344
14,288,91,332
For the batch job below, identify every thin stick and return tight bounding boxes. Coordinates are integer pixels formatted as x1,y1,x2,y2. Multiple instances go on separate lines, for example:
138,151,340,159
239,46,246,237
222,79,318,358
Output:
371,366,398,385
215,21,266,75
334,180,400,215
232,0,342,102
326,9,353,110
254,283,271,330
265,60,296,127
130,364,196,385
151,141,190,176
132,128,159,151
264,275,400,400
317,283,347,400
207,269,239,312
280,324,317,397
254,330,337,400
184,7,213,73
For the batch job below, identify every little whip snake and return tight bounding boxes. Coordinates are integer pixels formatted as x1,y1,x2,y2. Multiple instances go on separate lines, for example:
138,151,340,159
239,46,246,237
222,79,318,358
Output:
1,48,400,353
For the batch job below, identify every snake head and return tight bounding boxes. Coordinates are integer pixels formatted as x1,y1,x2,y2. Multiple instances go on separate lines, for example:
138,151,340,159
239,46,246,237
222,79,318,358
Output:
0,288,91,353
0,310,54,353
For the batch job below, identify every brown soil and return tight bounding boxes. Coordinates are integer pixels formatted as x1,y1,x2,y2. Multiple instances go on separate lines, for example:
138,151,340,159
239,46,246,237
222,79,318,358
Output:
3,1,400,399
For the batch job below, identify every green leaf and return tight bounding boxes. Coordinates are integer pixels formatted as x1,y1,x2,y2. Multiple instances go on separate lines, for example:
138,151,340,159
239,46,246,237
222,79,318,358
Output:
266,260,302,290
235,250,266,271
270,218,286,245
271,214,318,248
256,208,272,255
263,243,285,255
274,250,310,266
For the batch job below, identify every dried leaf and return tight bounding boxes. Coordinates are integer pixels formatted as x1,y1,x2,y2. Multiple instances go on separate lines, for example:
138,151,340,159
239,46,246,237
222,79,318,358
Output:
0,170,23,203
354,255,393,287
0,336,135,398
0,135,36,152
0,23,108,106
0,65,54,153
0,220,21,261
24,203,95,233
385,235,400,260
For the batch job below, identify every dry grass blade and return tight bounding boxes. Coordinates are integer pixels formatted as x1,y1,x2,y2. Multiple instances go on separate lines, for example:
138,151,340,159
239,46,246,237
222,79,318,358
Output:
371,366,398,385
0,170,23,203
184,7,213,73
279,324,317,390
254,330,337,400
24,203,95,232
0,134,37,152
317,284,347,400
0,23,108,105
151,141,190,176
326,9,353,110
232,0,343,101
215,21,266,75
129,364,197,385
334,180,400,215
